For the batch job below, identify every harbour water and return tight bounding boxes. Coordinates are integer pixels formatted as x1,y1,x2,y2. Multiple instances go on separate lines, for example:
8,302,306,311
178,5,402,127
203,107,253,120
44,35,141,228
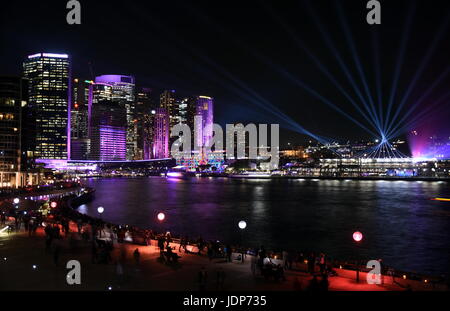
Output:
79,177,450,276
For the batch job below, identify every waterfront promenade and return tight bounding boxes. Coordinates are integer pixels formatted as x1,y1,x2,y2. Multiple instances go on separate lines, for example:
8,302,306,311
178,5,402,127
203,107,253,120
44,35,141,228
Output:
1,225,446,291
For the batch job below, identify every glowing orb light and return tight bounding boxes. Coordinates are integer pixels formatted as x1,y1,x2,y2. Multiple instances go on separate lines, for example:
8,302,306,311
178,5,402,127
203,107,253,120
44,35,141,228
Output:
353,231,363,242
238,220,247,230
13,198,20,204
157,212,165,221
97,206,104,214
50,201,57,208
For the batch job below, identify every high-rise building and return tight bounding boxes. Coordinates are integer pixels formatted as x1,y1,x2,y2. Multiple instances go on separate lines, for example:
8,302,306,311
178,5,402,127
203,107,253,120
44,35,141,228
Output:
136,87,156,160
0,76,28,187
89,99,127,161
71,78,92,139
153,108,169,159
95,75,136,160
23,53,71,160
195,96,214,153
70,78,93,160
160,90,179,127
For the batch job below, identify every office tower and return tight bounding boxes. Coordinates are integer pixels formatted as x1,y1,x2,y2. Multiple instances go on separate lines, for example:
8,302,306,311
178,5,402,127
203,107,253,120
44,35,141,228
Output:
23,53,71,159
89,99,127,161
95,75,136,160
143,109,156,160
70,79,93,159
0,76,28,187
195,95,214,150
136,87,156,160
179,96,197,130
71,78,92,139
153,108,169,159
160,90,179,127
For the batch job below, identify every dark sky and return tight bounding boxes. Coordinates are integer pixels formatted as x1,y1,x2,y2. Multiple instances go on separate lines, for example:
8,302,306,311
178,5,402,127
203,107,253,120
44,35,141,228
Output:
1,0,450,145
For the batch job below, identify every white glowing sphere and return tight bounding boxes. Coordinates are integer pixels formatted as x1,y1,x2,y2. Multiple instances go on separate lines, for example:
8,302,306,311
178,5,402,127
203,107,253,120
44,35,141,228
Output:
238,220,247,230
157,212,165,221
97,206,104,214
13,198,20,204
353,231,363,242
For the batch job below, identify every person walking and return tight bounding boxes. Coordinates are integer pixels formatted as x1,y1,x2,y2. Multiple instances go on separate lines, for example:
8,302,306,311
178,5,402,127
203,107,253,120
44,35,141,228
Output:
226,245,232,262
133,248,141,268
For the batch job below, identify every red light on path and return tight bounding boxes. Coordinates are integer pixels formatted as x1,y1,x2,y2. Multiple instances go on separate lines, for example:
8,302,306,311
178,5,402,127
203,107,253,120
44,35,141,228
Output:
353,231,363,242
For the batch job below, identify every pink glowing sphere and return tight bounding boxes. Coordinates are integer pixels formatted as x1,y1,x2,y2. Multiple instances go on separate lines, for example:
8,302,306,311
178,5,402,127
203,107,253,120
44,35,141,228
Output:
353,231,363,242
157,212,165,221
50,202,57,208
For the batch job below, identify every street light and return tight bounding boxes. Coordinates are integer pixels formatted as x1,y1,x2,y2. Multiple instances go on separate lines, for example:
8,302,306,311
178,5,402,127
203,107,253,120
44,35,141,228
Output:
50,201,58,208
353,231,363,283
97,206,104,214
13,198,20,204
238,220,247,263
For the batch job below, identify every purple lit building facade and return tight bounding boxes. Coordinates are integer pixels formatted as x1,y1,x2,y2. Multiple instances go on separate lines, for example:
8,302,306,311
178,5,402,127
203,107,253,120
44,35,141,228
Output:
89,98,127,161
195,96,214,164
94,75,136,160
153,108,169,159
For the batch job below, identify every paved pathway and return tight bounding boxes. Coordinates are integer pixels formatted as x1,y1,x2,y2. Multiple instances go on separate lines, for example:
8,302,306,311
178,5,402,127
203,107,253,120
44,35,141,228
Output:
0,226,446,291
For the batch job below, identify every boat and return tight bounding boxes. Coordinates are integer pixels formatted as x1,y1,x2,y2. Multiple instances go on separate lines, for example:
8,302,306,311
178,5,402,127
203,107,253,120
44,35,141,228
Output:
229,171,272,179
166,166,196,179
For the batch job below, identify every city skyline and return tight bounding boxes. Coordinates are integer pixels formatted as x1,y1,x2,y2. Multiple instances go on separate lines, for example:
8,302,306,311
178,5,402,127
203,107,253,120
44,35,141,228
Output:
2,0,450,144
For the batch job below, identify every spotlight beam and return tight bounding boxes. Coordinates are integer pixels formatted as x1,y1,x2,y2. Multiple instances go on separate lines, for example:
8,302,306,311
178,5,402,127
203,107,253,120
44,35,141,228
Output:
263,4,381,134
372,29,384,131
385,3,416,134
387,90,450,139
128,4,326,142
386,66,450,138
334,1,382,132
386,12,450,133
301,0,381,131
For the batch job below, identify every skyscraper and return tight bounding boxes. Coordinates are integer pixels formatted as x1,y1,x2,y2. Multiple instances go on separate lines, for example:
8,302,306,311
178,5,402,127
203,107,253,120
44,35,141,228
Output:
95,75,136,160
0,76,28,187
23,53,71,159
136,87,156,160
195,95,214,151
71,78,92,139
89,99,127,161
70,78,92,160
153,108,169,159
160,90,179,128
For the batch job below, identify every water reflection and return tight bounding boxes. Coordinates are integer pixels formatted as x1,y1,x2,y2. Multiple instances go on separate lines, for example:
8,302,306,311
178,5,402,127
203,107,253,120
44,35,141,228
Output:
81,177,450,276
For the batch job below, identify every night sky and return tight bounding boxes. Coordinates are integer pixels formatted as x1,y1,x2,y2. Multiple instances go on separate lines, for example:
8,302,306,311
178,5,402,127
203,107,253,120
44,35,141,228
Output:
1,0,450,145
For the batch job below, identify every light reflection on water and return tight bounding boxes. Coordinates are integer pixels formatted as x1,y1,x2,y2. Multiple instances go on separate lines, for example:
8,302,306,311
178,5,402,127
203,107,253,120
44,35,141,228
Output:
81,177,450,276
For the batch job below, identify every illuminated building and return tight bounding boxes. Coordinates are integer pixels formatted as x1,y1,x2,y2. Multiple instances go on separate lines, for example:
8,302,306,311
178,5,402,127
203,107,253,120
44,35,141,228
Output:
195,96,214,164
89,100,127,161
23,53,71,160
153,108,169,159
160,90,180,128
136,87,156,160
71,78,92,139
70,78,93,160
95,75,136,160
0,76,28,187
